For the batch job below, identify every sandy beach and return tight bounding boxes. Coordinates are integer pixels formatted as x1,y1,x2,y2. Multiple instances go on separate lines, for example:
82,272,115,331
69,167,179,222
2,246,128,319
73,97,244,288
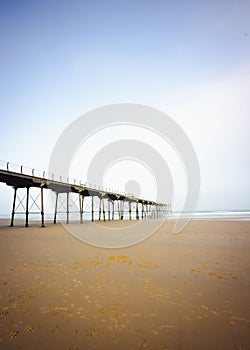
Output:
0,219,249,350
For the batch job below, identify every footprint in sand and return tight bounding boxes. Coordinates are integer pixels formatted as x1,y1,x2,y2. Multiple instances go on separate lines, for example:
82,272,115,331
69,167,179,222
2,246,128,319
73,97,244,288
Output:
0,311,8,319
49,324,60,333
161,324,174,329
10,330,19,340
24,325,34,333
85,328,103,337
226,320,236,325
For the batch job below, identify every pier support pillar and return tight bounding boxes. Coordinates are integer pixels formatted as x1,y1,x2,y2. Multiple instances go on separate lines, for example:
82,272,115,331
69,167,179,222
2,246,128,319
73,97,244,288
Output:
108,200,111,221
25,187,29,227
121,201,124,220
102,198,106,222
79,194,83,224
129,201,132,220
92,196,94,222
136,201,139,220
117,200,121,220
41,187,45,227
54,192,58,224
99,197,101,221
112,201,114,220
10,187,17,227
66,192,69,224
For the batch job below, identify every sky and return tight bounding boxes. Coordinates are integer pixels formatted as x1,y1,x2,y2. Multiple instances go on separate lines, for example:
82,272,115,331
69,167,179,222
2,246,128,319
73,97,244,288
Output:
0,0,250,214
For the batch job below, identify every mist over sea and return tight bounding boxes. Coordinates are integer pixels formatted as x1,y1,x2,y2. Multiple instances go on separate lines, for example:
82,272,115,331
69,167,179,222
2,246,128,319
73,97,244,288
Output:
1,210,250,222
171,210,250,220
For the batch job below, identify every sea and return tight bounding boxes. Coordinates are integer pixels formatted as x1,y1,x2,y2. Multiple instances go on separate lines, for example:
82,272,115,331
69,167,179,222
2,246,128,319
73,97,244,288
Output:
171,210,250,221
0,210,250,222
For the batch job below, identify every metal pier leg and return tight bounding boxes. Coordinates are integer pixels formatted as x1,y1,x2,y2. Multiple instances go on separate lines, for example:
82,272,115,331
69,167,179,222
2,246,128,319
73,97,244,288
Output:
99,197,101,221
79,194,83,224
121,201,124,220
118,200,121,220
136,202,139,220
92,196,94,222
129,201,132,220
102,198,105,221
41,187,45,227
66,192,69,224
10,187,17,227
54,192,58,224
112,201,114,220
142,203,144,220
25,187,29,227
108,200,111,221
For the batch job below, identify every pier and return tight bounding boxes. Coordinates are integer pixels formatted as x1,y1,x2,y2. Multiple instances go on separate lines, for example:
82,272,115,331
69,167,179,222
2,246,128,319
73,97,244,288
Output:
0,161,171,227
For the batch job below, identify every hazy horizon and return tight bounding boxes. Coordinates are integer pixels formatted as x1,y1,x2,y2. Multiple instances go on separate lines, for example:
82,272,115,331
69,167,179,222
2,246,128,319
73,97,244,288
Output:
1,0,250,214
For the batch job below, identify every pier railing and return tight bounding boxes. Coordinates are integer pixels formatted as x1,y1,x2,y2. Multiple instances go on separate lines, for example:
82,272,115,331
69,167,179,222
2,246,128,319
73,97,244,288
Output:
0,160,125,195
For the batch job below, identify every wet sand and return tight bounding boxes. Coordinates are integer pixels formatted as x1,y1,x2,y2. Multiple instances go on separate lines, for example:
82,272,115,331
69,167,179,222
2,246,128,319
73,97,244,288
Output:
0,219,250,350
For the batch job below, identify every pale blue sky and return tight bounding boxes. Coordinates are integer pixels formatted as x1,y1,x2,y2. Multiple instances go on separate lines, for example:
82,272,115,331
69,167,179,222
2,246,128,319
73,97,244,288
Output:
0,0,250,213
